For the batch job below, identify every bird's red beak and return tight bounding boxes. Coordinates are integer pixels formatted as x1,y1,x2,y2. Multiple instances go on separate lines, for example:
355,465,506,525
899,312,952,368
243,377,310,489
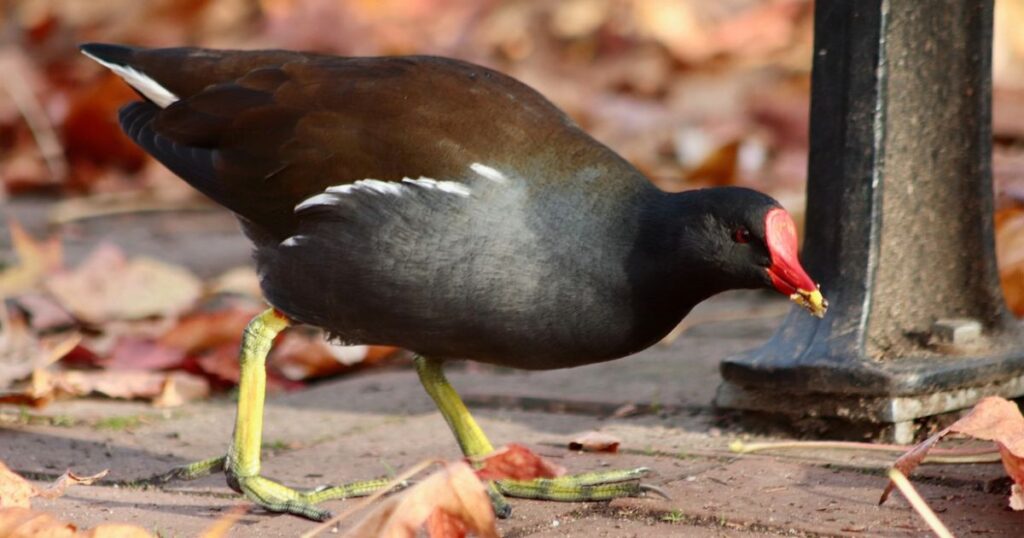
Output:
764,207,827,318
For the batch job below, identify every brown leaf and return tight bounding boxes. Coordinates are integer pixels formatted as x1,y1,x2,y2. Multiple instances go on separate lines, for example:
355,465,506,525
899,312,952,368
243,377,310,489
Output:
568,431,621,453
45,244,201,325
158,305,259,353
195,343,299,393
34,469,108,500
472,444,565,482
342,461,498,538
271,331,399,381
881,397,1024,510
0,462,36,508
45,369,209,405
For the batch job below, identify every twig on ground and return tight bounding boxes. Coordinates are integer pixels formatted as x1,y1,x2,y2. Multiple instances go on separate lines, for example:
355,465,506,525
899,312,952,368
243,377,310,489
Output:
886,468,954,538
730,439,1001,464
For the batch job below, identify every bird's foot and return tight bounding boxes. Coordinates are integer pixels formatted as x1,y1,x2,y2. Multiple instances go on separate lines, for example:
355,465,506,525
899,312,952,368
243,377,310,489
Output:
134,455,227,485
230,474,395,521
226,462,402,521
135,454,399,521
493,467,662,508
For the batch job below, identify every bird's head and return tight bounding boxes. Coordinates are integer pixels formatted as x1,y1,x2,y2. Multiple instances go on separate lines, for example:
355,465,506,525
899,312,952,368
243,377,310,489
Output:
680,187,827,318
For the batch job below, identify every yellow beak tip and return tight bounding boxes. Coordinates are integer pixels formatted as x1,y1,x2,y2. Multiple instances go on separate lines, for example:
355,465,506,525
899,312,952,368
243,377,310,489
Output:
790,288,828,318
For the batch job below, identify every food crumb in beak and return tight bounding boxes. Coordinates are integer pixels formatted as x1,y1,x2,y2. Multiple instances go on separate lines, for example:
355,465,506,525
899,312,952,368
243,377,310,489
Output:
789,286,827,318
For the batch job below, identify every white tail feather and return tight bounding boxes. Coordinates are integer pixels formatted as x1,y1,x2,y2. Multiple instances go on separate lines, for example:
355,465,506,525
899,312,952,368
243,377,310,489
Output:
81,50,179,108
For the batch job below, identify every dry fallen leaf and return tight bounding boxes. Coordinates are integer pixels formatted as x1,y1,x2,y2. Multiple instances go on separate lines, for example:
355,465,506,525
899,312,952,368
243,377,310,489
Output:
568,431,621,453
40,369,209,406
881,396,1024,510
0,460,107,509
472,444,566,482
0,220,63,298
0,462,36,508
158,304,260,354
194,343,300,393
1,305,81,404
272,330,399,381
34,469,109,500
45,244,202,325
342,461,498,538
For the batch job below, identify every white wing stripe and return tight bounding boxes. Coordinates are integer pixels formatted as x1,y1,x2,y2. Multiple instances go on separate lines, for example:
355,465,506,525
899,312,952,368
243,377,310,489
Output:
296,176,471,212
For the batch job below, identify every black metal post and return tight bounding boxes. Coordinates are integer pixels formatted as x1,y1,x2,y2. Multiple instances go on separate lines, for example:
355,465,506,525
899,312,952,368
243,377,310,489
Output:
715,0,1024,442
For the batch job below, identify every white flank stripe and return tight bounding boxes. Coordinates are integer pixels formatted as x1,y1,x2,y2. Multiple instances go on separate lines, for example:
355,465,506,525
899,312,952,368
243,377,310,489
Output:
280,235,306,247
403,177,471,196
470,163,507,184
81,50,179,108
297,176,471,213
294,193,338,212
327,179,403,196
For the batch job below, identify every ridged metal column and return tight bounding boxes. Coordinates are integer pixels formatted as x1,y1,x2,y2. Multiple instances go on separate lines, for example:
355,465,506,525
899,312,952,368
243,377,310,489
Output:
715,0,1024,443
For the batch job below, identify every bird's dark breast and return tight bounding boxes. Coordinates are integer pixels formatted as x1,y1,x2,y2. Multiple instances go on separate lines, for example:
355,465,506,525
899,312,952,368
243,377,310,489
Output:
254,178,671,370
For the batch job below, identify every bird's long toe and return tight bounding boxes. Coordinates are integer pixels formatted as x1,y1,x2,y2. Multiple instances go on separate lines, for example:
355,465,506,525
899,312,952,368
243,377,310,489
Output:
494,467,654,502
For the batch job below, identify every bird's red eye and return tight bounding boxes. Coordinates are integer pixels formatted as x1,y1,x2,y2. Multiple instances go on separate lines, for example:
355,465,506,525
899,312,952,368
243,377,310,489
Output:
733,227,751,243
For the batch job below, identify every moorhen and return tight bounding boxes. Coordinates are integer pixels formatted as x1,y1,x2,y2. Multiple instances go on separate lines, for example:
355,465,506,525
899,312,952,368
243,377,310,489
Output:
80,43,827,521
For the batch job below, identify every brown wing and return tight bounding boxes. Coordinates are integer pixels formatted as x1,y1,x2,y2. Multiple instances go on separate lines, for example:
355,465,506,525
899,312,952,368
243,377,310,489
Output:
92,45,611,239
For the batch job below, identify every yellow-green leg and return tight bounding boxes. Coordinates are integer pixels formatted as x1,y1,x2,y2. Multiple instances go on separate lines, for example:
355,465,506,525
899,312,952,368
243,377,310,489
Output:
413,356,653,517
147,309,394,521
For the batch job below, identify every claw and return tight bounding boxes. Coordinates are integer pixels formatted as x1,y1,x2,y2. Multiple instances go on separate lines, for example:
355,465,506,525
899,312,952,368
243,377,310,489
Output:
639,483,671,500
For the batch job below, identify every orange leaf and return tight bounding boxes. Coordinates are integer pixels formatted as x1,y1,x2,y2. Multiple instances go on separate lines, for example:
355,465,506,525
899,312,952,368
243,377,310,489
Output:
425,509,468,538
568,431,621,453
472,444,565,481
342,461,497,538
0,462,35,508
271,330,399,381
158,305,260,354
881,397,1024,510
